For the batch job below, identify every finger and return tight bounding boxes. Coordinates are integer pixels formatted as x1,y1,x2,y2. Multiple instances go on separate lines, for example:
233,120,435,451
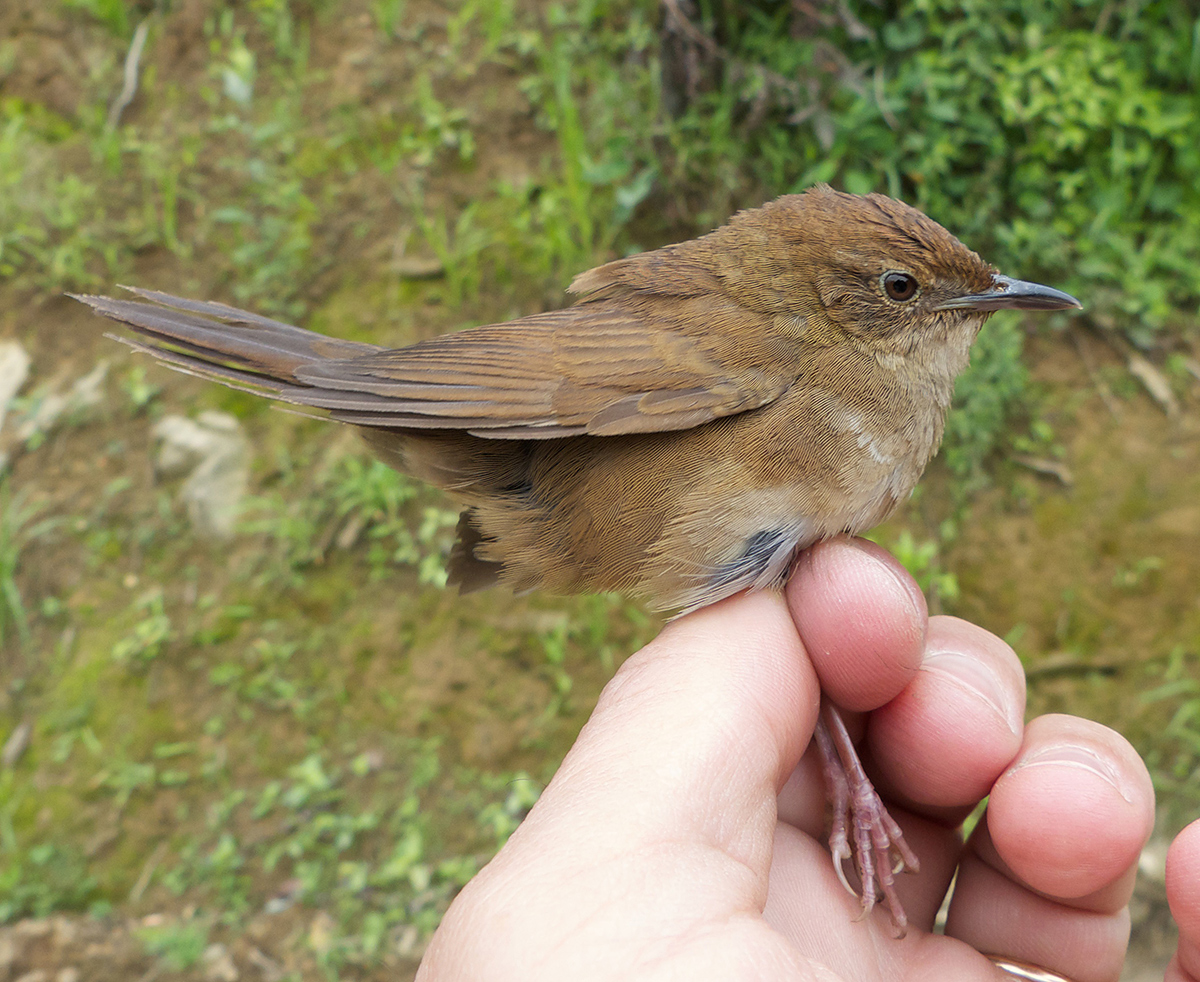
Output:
776,536,929,836
778,616,1025,830
1166,819,1200,982
946,715,1155,982
514,589,819,878
420,591,823,980
987,716,1153,903
786,537,927,711
867,616,1026,815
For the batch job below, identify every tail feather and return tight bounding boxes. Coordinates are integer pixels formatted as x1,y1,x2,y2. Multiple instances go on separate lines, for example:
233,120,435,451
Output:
73,288,590,437
110,331,314,400
116,286,321,333
71,287,383,403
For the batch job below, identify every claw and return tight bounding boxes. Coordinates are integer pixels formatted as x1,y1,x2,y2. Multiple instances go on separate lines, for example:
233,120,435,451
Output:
814,700,918,938
833,851,858,898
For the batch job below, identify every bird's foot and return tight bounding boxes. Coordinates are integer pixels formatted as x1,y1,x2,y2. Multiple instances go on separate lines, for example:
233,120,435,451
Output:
814,701,919,938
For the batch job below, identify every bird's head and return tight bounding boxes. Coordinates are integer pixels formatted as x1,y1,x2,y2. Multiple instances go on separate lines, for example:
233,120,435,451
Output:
726,186,1081,363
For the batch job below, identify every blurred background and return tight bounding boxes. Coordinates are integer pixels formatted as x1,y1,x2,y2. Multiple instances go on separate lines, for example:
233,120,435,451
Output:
0,0,1197,978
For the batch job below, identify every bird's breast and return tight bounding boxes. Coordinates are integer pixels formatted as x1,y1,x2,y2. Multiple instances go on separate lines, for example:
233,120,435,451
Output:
461,368,949,612
619,381,940,610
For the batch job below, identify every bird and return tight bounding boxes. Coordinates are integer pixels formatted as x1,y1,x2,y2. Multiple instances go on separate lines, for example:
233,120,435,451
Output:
72,184,1081,935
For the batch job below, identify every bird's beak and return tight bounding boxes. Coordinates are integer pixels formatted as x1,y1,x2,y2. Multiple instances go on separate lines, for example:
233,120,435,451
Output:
935,275,1082,312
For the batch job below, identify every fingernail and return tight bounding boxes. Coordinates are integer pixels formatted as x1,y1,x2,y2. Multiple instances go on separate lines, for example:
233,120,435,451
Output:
1009,743,1134,803
924,649,1022,735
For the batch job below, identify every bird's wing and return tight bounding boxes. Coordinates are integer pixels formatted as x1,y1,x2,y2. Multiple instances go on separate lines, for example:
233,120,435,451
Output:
299,303,790,437
75,289,794,439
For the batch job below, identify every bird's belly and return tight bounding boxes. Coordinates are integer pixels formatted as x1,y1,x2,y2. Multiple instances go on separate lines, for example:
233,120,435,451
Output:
624,405,924,610
648,460,913,612
471,388,935,611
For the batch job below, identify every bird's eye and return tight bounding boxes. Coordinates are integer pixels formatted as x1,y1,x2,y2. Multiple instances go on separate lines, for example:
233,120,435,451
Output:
881,271,918,302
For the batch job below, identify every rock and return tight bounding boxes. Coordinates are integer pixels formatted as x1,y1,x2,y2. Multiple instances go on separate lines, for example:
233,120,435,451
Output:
0,358,109,473
12,362,108,444
246,947,283,982
306,912,335,957
0,341,31,433
13,920,52,939
202,942,238,982
2,719,31,768
152,411,249,538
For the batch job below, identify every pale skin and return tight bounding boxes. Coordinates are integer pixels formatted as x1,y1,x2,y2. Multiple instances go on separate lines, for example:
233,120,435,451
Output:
417,538,1200,982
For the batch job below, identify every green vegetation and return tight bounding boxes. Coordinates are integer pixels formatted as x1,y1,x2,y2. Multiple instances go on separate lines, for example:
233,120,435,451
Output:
138,920,210,971
1142,646,1200,811
0,483,59,650
0,1,1196,976
0,839,98,922
666,0,1200,469
149,742,539,968
672,0,1200,341
241,456,458,589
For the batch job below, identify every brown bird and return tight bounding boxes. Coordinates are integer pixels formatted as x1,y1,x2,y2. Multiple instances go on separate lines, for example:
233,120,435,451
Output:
73,184,1080,935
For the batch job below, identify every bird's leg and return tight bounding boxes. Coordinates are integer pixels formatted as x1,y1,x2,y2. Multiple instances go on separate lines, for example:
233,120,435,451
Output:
814,699,919,938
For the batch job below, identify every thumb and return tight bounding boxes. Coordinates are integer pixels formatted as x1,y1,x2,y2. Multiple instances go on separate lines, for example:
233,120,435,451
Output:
522,590,819,871
417,591,821,982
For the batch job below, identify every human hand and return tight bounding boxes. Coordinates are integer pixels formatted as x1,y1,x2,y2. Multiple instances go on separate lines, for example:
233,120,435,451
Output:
1168,819,1200,982
417,538,1158,981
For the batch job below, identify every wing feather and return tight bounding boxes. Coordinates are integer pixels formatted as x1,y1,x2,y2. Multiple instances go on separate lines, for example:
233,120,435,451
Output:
74,283,796,438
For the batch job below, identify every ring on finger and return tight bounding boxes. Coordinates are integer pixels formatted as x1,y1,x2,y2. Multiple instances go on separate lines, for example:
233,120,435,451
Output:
988,956,1075,982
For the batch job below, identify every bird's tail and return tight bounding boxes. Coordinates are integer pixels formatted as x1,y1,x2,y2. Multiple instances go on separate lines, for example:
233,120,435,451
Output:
70,287,382,399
